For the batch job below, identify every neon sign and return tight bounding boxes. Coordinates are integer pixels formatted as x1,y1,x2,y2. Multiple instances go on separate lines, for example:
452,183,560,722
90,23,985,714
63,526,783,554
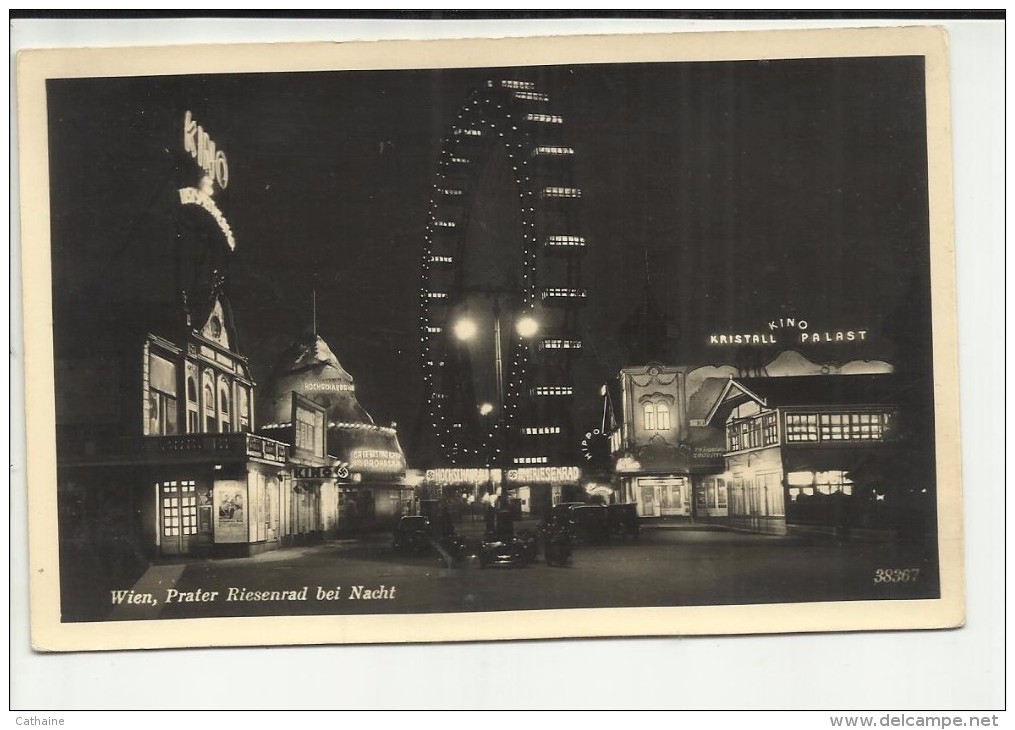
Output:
183,110,229,190
178,187,236,251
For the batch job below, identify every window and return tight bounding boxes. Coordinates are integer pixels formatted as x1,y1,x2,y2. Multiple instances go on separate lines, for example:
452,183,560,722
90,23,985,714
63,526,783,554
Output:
762,412,779,445
727,418,759,451
525,113,563,124
219,384,231,433
148,391,178,435
238,387,250,432
656,404,671,431
147,353,178,436
716,478,727,508
202,374,216,433
161,480,197,538
186,377,199,433
541,186,582,198
643,403,657,431
813,412,894,442
785,413,819,442
532,386,573,396
544,235,585,248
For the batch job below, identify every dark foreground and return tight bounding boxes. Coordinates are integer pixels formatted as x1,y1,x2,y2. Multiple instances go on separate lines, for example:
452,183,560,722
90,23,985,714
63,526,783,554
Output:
64,526,940,623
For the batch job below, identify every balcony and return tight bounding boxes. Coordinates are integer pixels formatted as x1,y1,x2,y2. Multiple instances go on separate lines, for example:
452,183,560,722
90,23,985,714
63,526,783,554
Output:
58,431,289,466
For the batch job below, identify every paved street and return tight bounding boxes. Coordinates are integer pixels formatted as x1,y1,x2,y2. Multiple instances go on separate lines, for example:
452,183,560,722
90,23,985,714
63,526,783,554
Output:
89,527,939,622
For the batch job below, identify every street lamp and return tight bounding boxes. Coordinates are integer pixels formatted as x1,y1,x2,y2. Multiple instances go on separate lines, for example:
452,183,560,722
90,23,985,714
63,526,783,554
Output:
515,315,539,339
453,303,539,537
453,317,478,342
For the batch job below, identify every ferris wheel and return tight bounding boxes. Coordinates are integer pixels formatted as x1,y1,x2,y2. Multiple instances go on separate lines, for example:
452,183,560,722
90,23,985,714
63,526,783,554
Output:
419,78,587,467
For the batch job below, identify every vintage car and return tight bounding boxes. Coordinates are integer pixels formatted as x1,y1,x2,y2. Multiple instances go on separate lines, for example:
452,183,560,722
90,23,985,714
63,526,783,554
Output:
606,503,641,539
478,528,538,568
392,515,468,563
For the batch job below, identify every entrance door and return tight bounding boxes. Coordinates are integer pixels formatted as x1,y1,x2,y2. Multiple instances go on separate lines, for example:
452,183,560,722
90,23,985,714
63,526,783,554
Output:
159,480,198,555
639,485,656,517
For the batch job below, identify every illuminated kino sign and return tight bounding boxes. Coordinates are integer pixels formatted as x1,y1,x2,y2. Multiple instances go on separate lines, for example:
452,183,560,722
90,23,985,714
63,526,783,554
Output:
178,110,235,250
183,110,229,190
425,466,581,484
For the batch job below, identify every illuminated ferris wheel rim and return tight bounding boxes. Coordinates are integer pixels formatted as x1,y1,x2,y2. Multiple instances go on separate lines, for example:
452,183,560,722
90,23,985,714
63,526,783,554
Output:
419,77,587,463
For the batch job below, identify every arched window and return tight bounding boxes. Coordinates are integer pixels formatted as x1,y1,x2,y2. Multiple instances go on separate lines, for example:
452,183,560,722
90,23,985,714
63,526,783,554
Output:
238,387,250,431
203,375,216,433
643,403,657,431
219,383,231,433
186,377,199,433
656,404,671,431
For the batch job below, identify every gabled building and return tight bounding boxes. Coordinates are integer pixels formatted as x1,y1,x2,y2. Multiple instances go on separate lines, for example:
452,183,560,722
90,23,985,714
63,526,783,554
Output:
702,374,903,536
259,330,410,537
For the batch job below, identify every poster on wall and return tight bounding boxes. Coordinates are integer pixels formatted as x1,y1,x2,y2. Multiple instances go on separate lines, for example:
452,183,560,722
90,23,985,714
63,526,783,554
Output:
18,25,963,652
213,481,247,543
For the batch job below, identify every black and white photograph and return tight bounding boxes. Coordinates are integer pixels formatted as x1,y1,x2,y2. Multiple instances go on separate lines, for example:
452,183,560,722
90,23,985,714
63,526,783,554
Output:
17,26,963,652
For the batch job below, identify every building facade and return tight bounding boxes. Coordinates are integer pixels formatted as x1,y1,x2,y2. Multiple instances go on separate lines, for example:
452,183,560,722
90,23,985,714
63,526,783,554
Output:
604,364,725,519
259,331,411,537
703,374,903,536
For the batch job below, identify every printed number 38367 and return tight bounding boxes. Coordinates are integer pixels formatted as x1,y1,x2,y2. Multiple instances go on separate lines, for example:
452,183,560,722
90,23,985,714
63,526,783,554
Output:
874,568,920,583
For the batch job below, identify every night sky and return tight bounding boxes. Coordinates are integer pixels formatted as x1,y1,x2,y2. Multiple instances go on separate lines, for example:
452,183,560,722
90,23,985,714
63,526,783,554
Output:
46,56,932,461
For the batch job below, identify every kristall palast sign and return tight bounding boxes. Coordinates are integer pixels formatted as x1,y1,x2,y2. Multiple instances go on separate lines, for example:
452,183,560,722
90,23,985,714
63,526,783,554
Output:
707,317,870,346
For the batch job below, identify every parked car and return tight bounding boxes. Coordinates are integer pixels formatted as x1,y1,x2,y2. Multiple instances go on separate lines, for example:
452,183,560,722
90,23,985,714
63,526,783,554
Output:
392,515,468,563
478,530,536,568
607,503,640,539
569,504,611,544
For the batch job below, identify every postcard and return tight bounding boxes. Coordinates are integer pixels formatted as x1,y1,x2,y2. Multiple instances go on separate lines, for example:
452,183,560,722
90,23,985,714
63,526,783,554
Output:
16,25,963,652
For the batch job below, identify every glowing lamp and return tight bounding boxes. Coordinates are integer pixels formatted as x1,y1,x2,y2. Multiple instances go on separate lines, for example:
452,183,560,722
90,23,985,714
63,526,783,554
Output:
515,315,539,339
453,318,478,341
479,403,494,416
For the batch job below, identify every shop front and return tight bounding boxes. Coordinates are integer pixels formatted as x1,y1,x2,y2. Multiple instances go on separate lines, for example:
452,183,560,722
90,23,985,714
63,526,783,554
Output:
58,431,291,560
615,441,725,521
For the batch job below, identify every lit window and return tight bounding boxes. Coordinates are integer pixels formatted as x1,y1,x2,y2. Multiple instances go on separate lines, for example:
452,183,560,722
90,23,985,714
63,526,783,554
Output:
513,456,548,464
514,91,550,102
219,385,231,433
501,80,535,90
541,287,587,300
532,386,573,396
541,186,582,198
147,353,178,436
785,414,819,442
525,113,563,124
643,403,657,431
533,146,574,157
545,235,585,247
656,404,671,431
762,412,779,445
540,339,582,350
522,426,561,435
